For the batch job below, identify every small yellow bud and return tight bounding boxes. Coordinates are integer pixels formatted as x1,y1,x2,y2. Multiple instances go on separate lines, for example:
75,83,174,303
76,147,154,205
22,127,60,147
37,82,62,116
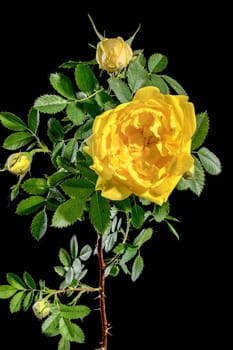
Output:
32,299,51,319
96,37,133,73
6,152,31,176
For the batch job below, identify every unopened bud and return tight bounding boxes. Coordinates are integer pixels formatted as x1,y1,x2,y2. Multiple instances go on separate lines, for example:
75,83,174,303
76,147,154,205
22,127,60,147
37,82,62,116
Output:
6,152,32,176
32,299,51,319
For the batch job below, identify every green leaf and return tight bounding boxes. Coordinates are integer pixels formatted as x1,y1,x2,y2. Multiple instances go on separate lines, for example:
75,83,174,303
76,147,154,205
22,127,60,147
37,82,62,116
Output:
148,53,168,73
3,131,33,150
89,191,111,233
153,201,170,222
66,103,86,126
0,285,17,299
58,338,70,350
9,291,25,313
70,235,78,259
34,94,68,114
22,178,48,195
6,273,26,289
47,118,65,143
60,178,94,199
191,111,210,150
150,74,170,94
131,255,144,282
22,291,34,311
54,266,66,277
131,204,145,229
31,209,48,241
75,119,93,140
59,248,71,267
162,75,187,95
0,112,27,131
79,245,92,261
133,227,153,248
108,77,132,103
62,139,78,163
166,221,180,240
127,61,149,93
49,73,76,99
47,171,70,187
95,90,116,110
120,246,138,265
42,313,60,337
197,147,222,175
74,64,98,94
58,304,91,320
27,107,40,133
16,196,46,215
177,156,205,196
52,198,86,228
59,318,85,343
23,271,36,289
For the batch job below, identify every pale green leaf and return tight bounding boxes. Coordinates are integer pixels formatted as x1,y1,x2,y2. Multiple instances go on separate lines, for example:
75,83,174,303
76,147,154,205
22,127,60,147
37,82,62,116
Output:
131,255,144,282
0,285,17,299
52,198,86,228
27,107,40,133
22,291,34,311
191,111,210,150
23,271,36,289
75,64,98,94
148,53,168,73
49,73,76,99
127,61,149,93
70,235,78,259
9,291,25,313
31,209,48,241
150,74,170,94
133,227,153,248
59,248,71,267
34,94,68,114
0,112,27,131
22,178,48,195
162,75,187,95
6,273,26,290
59,318,85,343
58,304,91,320
3,132,33,150
120,246,138,265
197,147,222,175
153,201,170,222
16,196,46,215
166,221,180,240
131,204,145,229
79,244,92,261
89,191,111,233
60,178,94,199
42,313,60,337
108,77,132,102
53,266,66,277
58,338,70,350
66,103,86,126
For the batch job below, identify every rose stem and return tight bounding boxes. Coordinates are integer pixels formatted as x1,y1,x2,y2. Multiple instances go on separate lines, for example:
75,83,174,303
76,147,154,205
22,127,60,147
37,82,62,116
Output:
97,233,109,350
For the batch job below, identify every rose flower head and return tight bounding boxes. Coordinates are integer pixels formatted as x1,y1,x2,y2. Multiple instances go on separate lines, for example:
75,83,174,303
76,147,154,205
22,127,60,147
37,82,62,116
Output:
6,152,32,176
89,14,140,73
85,86,196,206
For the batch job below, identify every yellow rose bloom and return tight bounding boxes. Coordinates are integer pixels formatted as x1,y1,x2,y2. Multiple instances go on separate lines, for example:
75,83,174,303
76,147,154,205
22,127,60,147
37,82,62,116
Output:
85,86,196,205
6,152,31,176
96,37,133,73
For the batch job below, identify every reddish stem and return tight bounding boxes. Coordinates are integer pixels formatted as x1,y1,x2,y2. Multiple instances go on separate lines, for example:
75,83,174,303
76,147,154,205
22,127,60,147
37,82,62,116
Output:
97,234,109,350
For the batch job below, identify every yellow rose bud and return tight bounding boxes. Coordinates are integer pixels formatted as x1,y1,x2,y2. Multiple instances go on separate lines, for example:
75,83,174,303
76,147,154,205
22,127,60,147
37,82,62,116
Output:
96,37,133,73
6,152,31,176
32,299,51,319
85,86,196,206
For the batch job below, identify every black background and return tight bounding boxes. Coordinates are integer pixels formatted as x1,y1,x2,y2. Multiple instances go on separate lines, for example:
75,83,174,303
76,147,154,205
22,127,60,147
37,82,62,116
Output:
0,2,229,349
